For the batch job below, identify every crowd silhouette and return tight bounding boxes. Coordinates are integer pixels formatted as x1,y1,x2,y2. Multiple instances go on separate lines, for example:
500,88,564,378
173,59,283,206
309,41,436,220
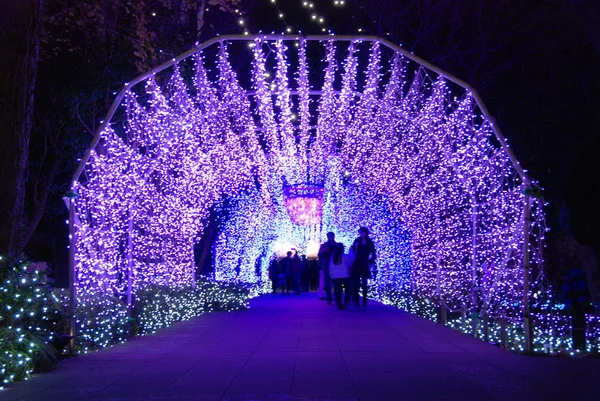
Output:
268,228,376,309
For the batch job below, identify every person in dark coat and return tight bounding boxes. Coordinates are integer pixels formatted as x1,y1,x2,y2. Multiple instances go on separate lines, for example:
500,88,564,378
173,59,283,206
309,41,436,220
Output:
279,251,293,295
268,255,279,293
309,259,319,291
318,232,344,305
351,227,376,307
300,255,309,292
291,250,302,295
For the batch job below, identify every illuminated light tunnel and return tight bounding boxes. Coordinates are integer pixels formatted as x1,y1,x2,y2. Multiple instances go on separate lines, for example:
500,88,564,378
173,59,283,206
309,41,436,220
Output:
68,35,546,334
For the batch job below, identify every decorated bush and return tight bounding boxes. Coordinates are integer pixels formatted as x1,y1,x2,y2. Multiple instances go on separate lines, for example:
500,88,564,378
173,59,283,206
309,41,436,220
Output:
0,261,60,389
51,288,130,353
1,259,251,389
134,279,249,334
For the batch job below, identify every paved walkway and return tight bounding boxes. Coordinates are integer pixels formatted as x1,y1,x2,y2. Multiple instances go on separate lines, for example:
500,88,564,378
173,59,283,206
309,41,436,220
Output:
3,293,599,401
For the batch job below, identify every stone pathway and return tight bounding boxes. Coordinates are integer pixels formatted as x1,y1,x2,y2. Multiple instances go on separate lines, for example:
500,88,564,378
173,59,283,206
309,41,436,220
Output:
3,293,599,400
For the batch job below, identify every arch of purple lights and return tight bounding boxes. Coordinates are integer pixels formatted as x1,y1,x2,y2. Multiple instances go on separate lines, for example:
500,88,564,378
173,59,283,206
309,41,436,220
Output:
68,35,547,349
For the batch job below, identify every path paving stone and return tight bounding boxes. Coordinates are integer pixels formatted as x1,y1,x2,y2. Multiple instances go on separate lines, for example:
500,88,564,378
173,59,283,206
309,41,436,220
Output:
2,293,599,400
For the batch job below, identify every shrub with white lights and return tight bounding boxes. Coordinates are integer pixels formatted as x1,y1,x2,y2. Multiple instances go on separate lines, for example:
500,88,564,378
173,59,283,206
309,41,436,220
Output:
134,279,249,334
0,262,60,389
52,288,129,353
1,261,252,389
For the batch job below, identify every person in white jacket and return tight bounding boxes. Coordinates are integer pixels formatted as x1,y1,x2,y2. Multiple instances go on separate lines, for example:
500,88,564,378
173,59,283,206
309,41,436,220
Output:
330,245,355,309
318,232,343,303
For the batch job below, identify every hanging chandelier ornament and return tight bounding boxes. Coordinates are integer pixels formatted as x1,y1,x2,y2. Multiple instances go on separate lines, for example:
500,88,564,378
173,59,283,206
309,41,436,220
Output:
283,184,325,225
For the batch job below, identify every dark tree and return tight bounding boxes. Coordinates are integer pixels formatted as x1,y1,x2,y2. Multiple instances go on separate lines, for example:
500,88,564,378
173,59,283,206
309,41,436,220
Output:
1,0,241,270
0,0,44,259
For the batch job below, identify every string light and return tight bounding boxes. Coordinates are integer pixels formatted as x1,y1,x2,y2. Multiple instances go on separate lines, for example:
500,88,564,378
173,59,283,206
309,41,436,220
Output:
265,1,335,34
1,265,252,389
71,37,570,355
283,185,324,225
52,288,129,352
134,281,249,334
0,263,60,389
145,3,249,38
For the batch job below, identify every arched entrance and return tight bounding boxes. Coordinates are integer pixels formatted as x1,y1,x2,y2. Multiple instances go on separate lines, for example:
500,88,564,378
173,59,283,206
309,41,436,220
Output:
67,35,545,351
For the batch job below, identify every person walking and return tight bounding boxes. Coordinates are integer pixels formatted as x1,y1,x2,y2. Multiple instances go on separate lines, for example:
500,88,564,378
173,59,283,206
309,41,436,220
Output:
279,251,293,295
318,260,326,299
268,255,279,294
351,227,376,307
318,232,344,305
331,246,354,309
300,255,309,292
309,258,319,291
291,250,302,295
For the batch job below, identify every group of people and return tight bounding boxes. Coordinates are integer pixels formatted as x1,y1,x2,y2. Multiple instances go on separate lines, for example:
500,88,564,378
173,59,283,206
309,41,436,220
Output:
268,250,320,295
268,227,376,310
319,227,376,309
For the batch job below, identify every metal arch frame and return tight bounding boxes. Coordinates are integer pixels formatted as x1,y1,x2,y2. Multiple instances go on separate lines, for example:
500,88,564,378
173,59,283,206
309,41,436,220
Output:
66,34,534,354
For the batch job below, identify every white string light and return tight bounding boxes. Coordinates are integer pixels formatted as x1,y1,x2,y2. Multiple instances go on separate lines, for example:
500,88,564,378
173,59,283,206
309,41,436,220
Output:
69,38,563,353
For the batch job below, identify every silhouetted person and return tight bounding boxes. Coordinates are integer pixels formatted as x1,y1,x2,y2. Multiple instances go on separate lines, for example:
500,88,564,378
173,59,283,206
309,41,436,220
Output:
291,250,302,295
279,251,293,295
352,227,376,307
319,232,344,305
309,259,319,291
300,255,309,292
268,255,279,293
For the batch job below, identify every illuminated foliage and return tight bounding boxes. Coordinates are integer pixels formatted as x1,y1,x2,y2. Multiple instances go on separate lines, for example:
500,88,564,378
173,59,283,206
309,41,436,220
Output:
72,36,548,344
0,263,59,389
134,280,249,334
1,267,251,389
